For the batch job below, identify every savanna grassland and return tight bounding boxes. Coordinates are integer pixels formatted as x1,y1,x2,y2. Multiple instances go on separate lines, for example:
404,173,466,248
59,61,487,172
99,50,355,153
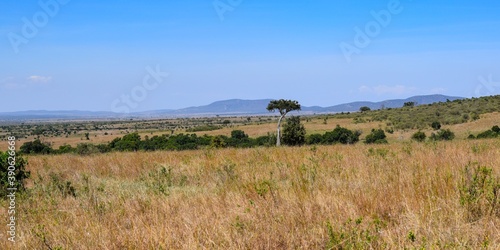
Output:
1,96,499,249
2,139,499,249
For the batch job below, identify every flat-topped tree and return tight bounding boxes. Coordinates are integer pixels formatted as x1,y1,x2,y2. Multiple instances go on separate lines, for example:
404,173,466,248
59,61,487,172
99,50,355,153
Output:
266,99,301,146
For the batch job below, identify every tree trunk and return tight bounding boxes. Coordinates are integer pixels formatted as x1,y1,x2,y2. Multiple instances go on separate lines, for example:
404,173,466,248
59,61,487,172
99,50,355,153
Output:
276,115,285,146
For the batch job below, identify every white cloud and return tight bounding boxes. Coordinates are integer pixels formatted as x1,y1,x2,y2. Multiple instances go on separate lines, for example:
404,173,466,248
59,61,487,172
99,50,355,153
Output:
27,75,52,83
358,84,417,95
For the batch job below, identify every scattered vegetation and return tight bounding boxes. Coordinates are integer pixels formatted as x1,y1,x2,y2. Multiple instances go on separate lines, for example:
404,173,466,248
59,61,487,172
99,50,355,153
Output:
333,95,500,130
469,125,500,139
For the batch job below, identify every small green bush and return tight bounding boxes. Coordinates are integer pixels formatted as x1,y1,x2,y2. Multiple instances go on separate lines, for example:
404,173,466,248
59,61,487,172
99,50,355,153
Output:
460,163,500,221
365,129,387,144
1,151,30,197
323,125,360,145
430,129,455,141
431,121,441,130
411,131,426,142
306,134,323,145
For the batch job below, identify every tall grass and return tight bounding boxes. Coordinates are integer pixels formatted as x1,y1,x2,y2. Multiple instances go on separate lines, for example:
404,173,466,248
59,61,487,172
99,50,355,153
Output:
1,139,499,249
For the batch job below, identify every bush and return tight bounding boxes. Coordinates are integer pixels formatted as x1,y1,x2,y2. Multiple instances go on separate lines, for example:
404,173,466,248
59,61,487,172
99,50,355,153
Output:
323,125,360,144
227,130,252,148
20,139,53,154
255,133,276,147
468,125,499,139
109,132,142,151
306,134,323,145
411,131,426,142
431,121,442,130
430,129,455,141
57,144,75,154
365,129,387,144
459,163,500,221
282,116,306,146
1,151,30,197
492,125,500,133
75,143,100,155
476,130,498,139
210,135,227,149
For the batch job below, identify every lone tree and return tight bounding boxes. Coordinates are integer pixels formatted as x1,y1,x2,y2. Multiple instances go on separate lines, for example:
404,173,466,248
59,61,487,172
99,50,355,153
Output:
267,99,301,146
359,106,371,112
403,101,416,107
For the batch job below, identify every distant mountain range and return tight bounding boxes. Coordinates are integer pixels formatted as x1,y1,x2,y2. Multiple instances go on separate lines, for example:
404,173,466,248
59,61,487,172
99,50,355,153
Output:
0,94,463,120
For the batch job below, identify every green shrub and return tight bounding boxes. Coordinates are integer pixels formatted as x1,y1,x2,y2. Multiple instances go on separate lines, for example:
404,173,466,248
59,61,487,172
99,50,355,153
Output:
411,131,426,142
325,217,386,249
430,129,455,141
255,133,276,147
75,143,100,155
282,116,306,146
210,135,227,149
57,144,75,154
492,125,500,133
431,121,441,130
1,151,30,197
306,134,323,145
460,163,500,221
474,125,500,139
323,125,360,144
365,129,387,144
20,139,53,154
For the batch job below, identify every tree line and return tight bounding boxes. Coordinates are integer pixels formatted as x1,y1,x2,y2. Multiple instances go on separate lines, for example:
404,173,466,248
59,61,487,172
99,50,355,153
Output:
19,121,388,156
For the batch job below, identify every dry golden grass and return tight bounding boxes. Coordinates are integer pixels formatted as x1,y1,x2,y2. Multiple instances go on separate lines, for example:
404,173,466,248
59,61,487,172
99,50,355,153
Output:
1,139,499,249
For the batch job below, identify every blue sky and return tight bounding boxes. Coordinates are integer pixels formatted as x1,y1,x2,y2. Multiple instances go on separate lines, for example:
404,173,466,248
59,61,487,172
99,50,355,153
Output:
1,0,500,112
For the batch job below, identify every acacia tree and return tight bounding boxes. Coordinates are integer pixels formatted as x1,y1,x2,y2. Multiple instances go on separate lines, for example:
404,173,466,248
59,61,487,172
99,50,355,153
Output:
266,99,301,146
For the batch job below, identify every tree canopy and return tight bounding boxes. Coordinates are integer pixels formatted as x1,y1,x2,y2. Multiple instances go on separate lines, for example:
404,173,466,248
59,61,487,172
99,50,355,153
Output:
267,99,301,115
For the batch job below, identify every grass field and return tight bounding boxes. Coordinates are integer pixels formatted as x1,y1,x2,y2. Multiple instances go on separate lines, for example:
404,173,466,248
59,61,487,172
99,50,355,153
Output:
2,138,499,249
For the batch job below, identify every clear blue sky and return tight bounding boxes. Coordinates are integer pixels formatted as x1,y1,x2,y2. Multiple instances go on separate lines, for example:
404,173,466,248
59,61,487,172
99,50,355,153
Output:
1,0,500,112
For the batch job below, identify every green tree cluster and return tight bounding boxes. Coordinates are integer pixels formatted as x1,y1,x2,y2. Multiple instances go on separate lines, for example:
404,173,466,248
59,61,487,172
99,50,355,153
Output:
19,139,53,154
306,125,361,145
